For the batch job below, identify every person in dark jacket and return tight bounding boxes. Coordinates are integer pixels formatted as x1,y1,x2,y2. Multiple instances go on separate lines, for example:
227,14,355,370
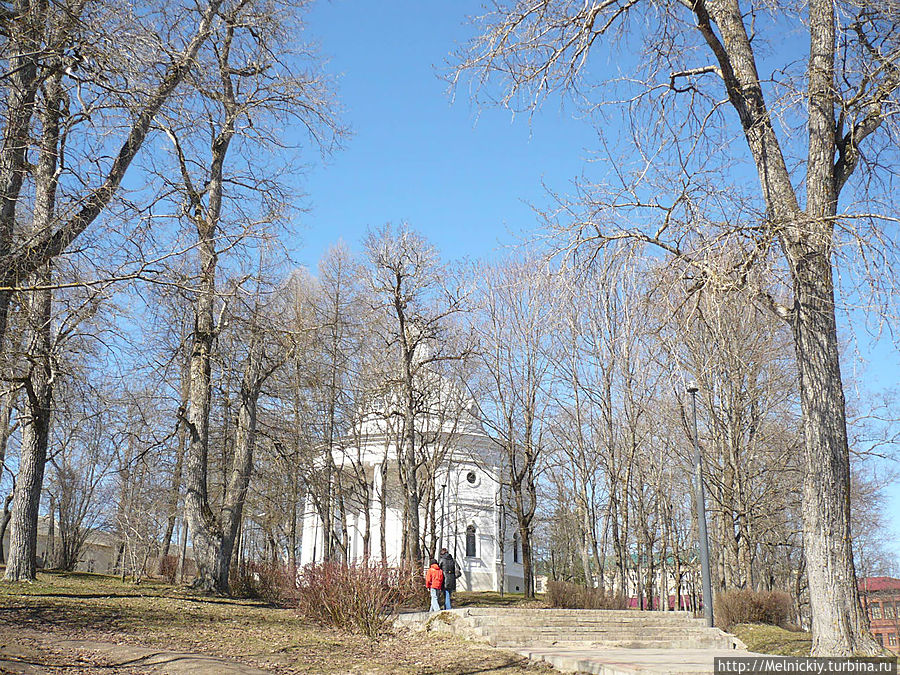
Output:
439,548,458,610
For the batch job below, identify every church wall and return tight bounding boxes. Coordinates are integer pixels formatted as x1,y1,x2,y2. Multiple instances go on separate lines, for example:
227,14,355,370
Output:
299,431,527,594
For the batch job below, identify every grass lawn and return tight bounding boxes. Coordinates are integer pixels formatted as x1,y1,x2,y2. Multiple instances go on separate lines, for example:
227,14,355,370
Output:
731,623,900,661
0,571,555,674
453,591,548,609
730,624,813,656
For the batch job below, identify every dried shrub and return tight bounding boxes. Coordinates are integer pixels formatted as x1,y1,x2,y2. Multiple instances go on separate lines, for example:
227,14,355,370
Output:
546,580,628,609
157,555,178,583
296,561,424,639
230,561,298,605
715,589,793,630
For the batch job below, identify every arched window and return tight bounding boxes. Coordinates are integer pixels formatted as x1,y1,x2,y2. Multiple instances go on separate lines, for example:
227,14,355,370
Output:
512,530,520,563
466,524,477,558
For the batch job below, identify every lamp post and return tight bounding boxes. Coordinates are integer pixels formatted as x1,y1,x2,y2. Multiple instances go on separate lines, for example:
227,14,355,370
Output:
687,383,714,628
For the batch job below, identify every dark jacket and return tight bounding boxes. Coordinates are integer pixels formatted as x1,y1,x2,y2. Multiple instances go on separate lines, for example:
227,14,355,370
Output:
439,554,458,592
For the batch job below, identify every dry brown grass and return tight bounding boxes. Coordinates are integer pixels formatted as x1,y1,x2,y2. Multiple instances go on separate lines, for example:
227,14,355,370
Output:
730,623,812,657
0,571,555,674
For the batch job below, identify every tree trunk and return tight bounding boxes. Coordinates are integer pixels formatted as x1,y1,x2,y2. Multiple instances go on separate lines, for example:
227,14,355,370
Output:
789,248,878,655
210,367,261,592
159,357,191,574
3,57,62,583
579,495,594,586
182,213,222,591
0,491,13,562
4,282,52,581
177,516,189,584
289,470,299,569
699,0,875,653
0,0,46,348
362,486,371,561
610,482,627,596
379,456,388,565
519,521,534,599
513,471,536,599
46,493,56,569
180,37,234,589
402,385,422,564
597,499,610,592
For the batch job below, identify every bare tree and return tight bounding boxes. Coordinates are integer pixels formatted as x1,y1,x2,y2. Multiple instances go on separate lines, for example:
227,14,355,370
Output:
1,0,229,583
3,56,60,578
469,253,559,598
453,0,900,654
165,1,340,593
362,223,469,565
46,379,119,571
0,0,226,349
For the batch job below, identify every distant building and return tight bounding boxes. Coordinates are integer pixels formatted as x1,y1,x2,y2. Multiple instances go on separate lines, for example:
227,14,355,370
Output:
1,516,117,574
859,576,900,652
580,554,703,611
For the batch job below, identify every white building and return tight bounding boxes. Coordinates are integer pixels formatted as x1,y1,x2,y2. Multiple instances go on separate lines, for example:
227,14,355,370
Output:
299,379,525,593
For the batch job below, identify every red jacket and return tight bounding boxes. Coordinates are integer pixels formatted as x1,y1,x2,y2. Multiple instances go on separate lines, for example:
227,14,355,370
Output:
425,563,444,589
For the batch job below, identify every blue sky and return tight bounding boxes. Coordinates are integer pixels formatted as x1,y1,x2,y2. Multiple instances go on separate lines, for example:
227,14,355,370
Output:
296,0,900,563
295,0,599,269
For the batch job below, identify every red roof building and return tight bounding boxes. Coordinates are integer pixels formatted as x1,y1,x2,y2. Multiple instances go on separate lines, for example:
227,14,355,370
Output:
859,577,900,652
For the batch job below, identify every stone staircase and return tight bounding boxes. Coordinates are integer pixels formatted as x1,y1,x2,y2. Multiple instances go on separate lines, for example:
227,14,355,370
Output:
395,608,751,674
396,608,744,650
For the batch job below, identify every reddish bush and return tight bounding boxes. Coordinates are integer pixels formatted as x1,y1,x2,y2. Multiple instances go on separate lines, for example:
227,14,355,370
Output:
715,589,793,629
230,561,298,605
157,555,178,583
296,561,423,639
546,580,628,610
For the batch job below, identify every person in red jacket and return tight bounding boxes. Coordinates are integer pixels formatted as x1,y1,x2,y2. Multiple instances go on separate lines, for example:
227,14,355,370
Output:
425,559,444,612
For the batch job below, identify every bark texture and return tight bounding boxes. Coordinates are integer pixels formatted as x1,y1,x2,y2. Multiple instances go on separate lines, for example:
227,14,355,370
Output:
4,280,52,581
789,247,875,654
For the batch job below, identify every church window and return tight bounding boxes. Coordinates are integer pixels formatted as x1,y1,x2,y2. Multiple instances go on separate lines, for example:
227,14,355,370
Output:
513,531,520,563
466,471,477,485
466,524,477,557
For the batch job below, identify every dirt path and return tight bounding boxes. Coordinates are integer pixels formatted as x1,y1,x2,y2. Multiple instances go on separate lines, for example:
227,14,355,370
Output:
0,626,269,674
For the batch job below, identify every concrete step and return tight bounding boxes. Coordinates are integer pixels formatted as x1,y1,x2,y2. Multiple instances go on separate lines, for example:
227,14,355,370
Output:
461,608,696,619
491,637,732,650
469,626,725,640
468,622,718,633
395,608,754,674
515,647,756,675
395,608,701,623
394,608,744,651
460,616,707,631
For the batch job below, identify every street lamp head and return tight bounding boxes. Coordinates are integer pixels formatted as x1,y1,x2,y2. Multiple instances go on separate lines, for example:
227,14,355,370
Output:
687,382,699,394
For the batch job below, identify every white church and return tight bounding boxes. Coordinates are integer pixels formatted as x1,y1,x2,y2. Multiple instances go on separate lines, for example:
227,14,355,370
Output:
299,375,526,593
